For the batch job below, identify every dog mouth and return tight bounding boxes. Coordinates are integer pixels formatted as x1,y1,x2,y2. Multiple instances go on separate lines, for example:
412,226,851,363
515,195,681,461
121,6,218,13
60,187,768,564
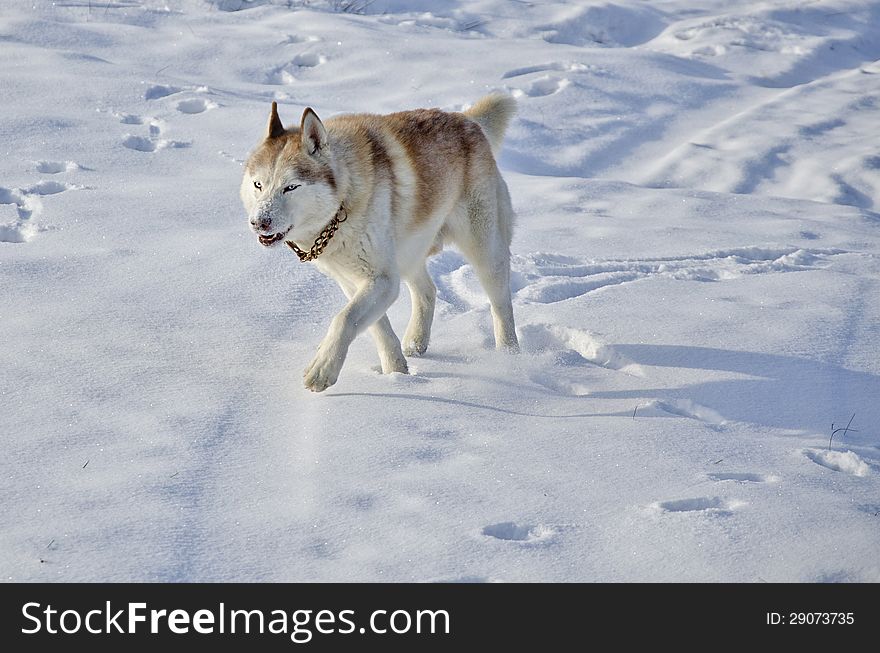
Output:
258,227,291,247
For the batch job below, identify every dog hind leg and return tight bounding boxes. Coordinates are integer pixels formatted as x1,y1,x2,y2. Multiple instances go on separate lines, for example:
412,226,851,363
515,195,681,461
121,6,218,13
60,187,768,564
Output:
402,264,437,356
454,182,519,351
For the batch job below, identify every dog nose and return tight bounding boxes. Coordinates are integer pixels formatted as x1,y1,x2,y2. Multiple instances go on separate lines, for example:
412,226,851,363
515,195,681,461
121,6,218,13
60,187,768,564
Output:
250,216,272,231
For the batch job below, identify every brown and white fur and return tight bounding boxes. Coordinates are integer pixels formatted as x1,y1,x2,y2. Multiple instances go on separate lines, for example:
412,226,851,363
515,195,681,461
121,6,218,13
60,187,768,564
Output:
241,95,519,392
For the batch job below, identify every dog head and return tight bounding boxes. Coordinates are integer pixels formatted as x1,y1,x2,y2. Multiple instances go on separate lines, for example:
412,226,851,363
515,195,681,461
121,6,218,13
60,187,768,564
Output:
241,102,338,247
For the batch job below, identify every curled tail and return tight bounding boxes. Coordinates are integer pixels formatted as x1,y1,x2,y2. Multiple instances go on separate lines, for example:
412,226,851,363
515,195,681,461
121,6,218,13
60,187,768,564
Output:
464,93,516,157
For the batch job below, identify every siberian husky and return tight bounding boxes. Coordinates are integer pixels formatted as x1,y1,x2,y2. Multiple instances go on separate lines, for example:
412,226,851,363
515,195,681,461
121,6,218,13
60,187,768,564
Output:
241,95,519,392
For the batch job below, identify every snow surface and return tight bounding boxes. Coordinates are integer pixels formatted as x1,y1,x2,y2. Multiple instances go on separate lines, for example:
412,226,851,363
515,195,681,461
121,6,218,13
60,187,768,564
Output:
2,0,879,582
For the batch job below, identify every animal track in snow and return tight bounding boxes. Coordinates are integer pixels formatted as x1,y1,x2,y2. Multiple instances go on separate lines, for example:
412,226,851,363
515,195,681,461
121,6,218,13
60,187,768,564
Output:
1,186,39,223
637,399,727,430
122,119,189,153
265,69,296,86
655,497,742,515
707,472,778,483
511,75,570,98
482,522,558,544
528,373,592,397
290,52,326,68
535,3,667,48
804,449,870,477
1,181,78,218
0,221,40,243
502,62,594,79
176,98,217,114
0,180,79,243
279,34,321,45
35,160,80,174
380,12,486,33
122,134,189,153
122,135,159,152
427,250,487,312
116,112,146,125
144,84,182,100
265,53,327,84
143,83,211,103
519,323,644,377
430,246,843,319
512,247,846,304
27,180,76,196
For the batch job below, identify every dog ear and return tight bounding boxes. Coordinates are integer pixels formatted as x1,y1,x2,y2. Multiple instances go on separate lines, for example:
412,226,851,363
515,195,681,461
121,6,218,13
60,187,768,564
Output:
300,107,327,156
267,101,285,139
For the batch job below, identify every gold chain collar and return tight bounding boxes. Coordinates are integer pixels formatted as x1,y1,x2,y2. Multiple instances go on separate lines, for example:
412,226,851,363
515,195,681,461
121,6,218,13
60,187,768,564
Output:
285,204,348,262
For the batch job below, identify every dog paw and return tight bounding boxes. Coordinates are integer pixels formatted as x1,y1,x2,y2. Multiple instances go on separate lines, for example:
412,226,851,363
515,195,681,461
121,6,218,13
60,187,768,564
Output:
402,327,430,356
303,364,337,392
303,352,342,393
402,339,428,357
498,339,520,353
383,354,409,374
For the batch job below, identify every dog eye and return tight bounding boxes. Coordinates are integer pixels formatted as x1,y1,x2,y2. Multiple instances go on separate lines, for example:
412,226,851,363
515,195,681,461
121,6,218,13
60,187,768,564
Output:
253,181,262,190
283,184,301,194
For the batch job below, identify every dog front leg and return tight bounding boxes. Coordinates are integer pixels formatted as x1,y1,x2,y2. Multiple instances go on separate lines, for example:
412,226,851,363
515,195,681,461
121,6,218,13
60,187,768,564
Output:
303,274,400,392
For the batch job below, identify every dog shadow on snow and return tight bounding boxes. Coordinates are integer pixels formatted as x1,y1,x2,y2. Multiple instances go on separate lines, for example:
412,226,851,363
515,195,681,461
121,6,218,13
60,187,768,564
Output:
327,388,625,420
331,344,880,446
594,344,880,443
